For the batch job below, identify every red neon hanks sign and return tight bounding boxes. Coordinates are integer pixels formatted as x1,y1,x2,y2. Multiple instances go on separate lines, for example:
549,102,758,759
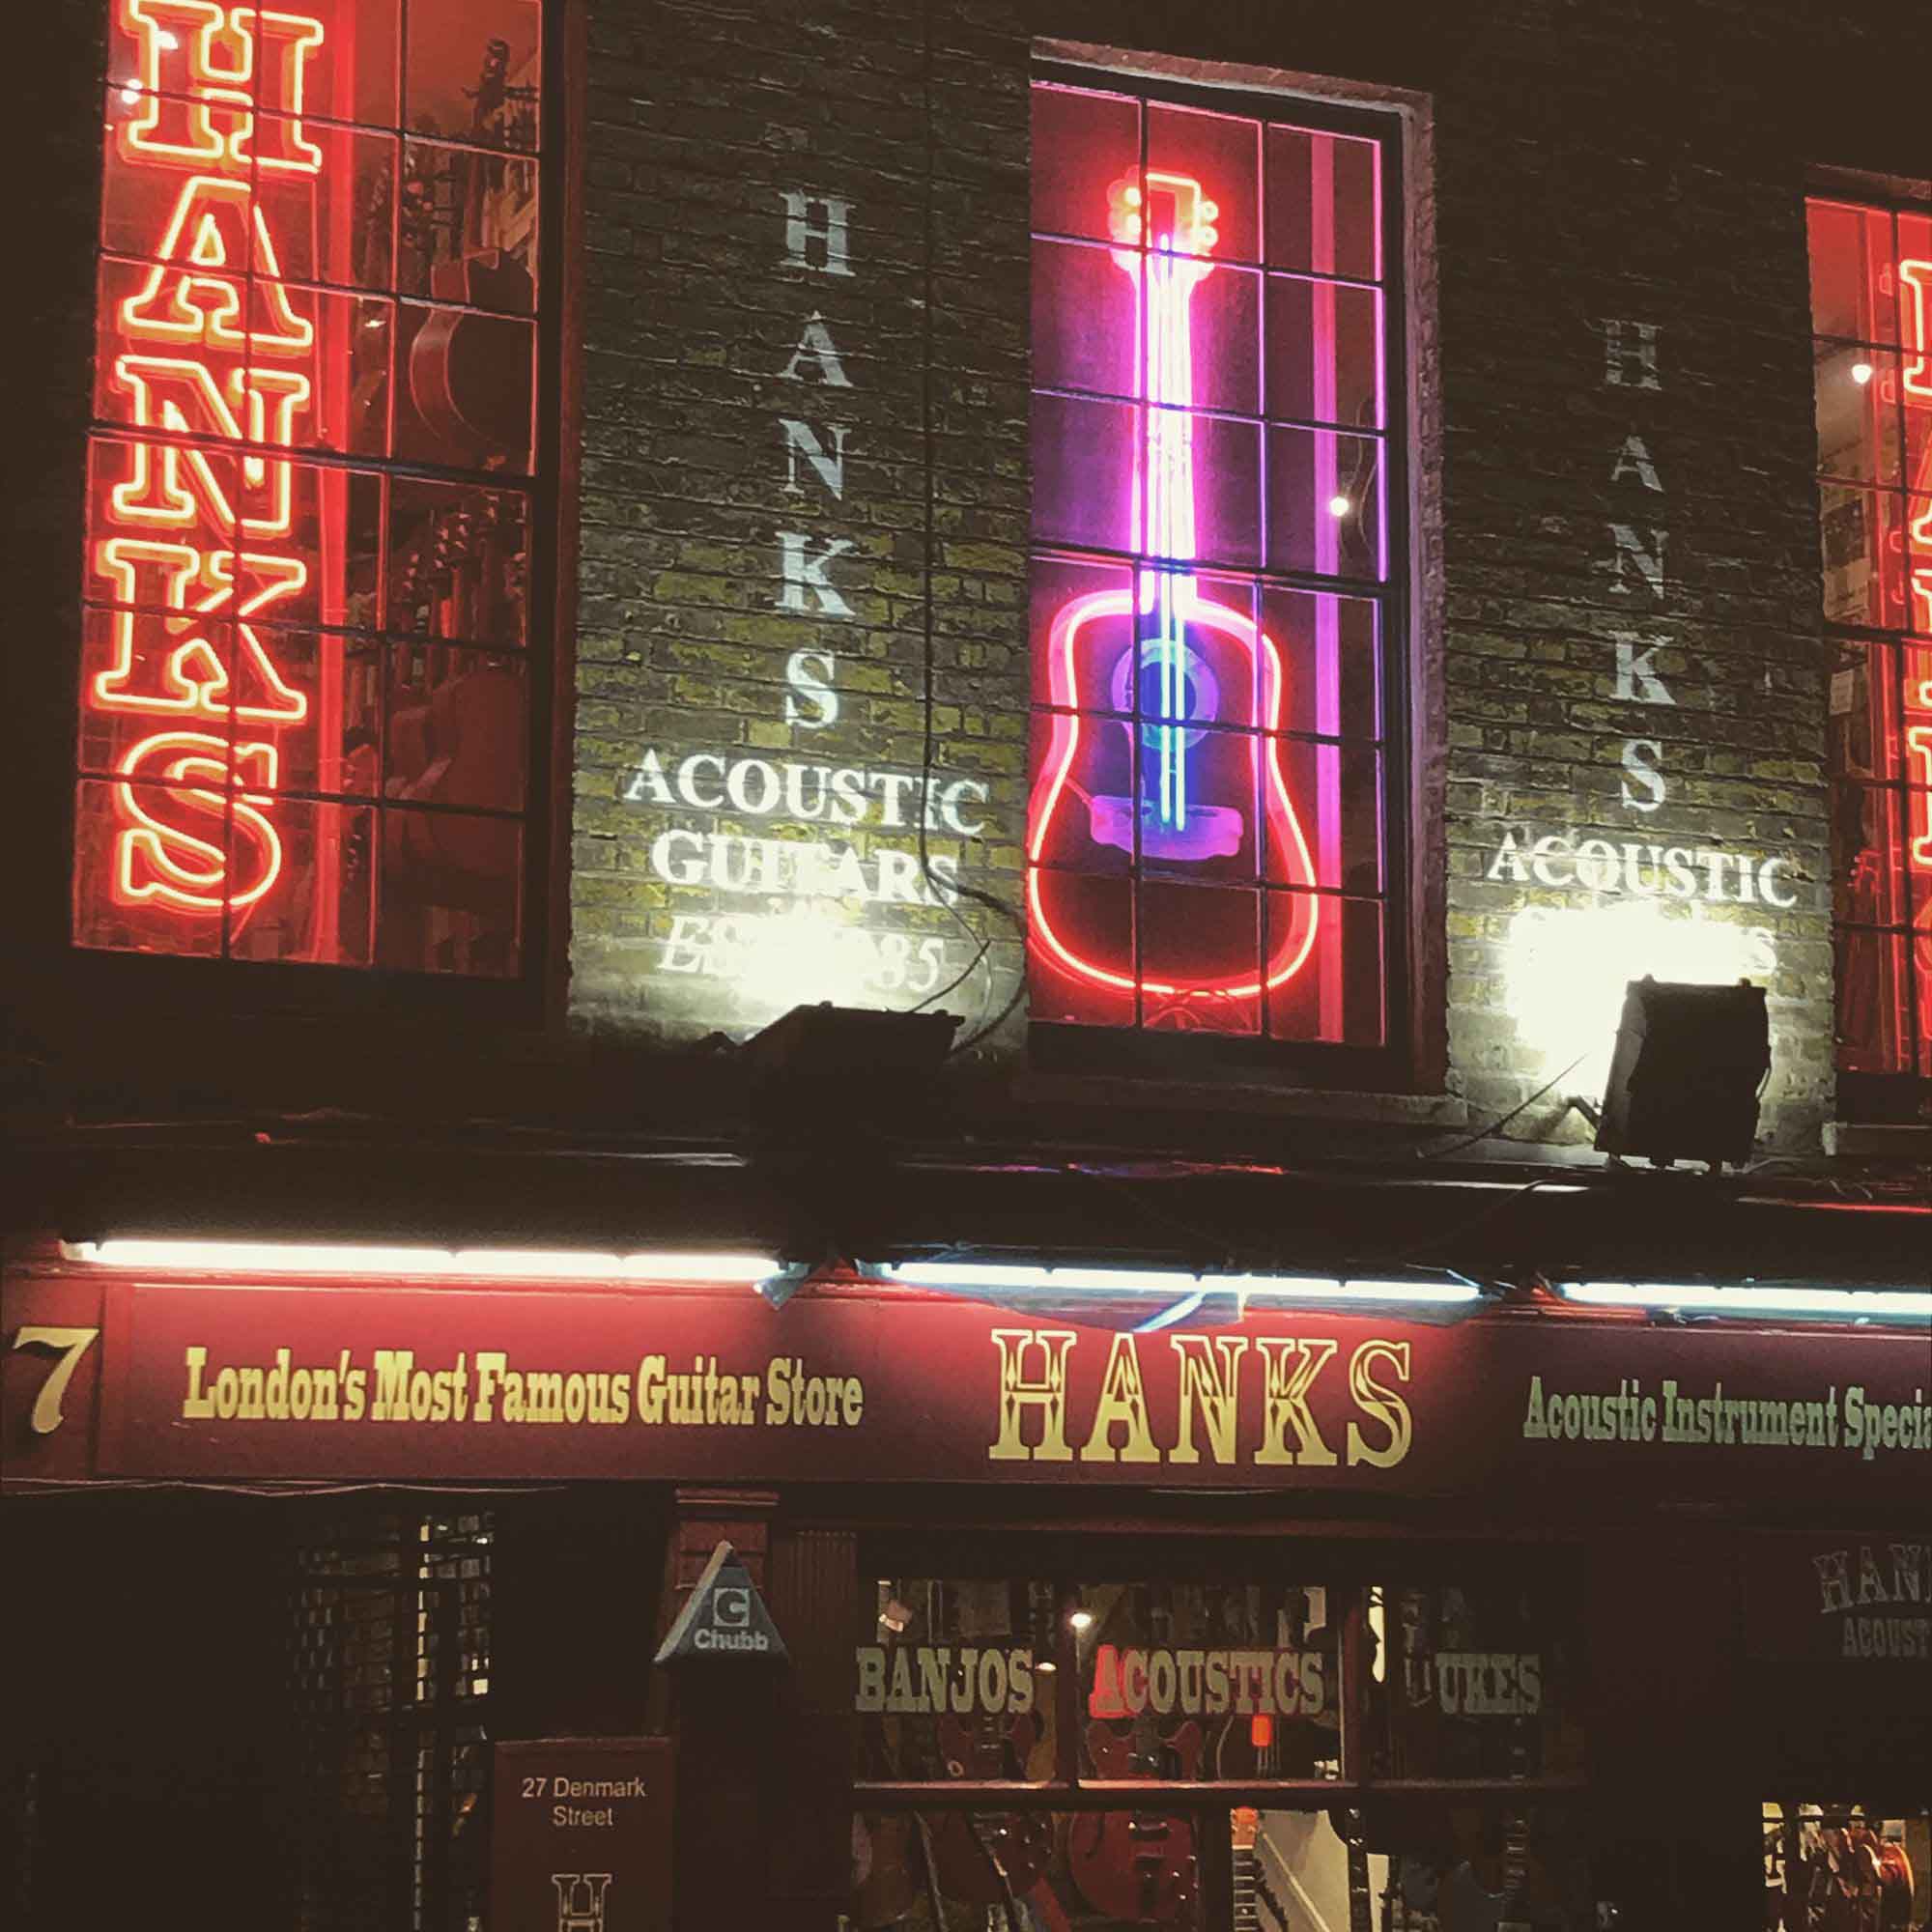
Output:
88,0,329,928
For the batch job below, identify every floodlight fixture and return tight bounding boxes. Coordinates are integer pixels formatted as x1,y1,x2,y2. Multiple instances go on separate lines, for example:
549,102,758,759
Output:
1593,976,1770,1169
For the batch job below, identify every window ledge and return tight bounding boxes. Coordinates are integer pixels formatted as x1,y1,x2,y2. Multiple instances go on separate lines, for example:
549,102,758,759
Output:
1822,1120,1932,1161
1010,1071,1468,1128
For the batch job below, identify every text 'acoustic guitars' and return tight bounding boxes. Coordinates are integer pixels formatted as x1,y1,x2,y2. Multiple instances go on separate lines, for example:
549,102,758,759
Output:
1028,169,1320,1010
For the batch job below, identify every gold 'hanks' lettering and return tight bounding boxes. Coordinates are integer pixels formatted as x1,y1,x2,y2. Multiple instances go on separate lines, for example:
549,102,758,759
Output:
985,1329,1412,1469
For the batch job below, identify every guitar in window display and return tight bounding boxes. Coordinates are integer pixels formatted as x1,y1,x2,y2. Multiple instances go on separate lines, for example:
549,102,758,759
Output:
1067,1703,1204,1925
1028,168,1321,1013
406,40,537,467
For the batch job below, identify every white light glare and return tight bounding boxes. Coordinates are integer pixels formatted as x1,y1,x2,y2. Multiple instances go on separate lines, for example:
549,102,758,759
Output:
1560,1281,1932,1321
1851,361,1874,385
1502,900,1769,1094
1326,494,1352,517
119,81,141,102
70,1240,780,1284
875,1261,1478,1305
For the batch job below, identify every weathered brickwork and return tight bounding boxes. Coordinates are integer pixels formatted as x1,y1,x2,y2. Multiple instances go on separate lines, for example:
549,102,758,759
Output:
570,0,1033,1047
568,0,1927,1145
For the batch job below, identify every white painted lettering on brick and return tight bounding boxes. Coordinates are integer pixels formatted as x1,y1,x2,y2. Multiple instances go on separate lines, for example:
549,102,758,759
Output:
1607,525,1667,597
783,648,841,728
1612,635,1676,706
1602,318,1662,389
779,417,850,499
780,191,854,275
776,532,856,616
780,313,852,387
1610,434,1663,492
1619,738,1667,811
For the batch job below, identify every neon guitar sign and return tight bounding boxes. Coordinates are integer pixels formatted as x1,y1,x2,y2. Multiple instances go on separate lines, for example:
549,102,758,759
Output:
1028,170,1320,1005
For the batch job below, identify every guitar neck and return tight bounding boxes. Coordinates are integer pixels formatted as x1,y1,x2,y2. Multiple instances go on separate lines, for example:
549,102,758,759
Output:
1232,1839,1262,1932
1346,1814,1374,1932
1495,1811,1532,1932
1139,244,1200,569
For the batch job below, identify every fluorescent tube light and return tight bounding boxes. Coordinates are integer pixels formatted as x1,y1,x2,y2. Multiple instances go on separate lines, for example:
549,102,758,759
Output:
68,1240,780,1284
873,1262,1479,1305
1558,1281,1932,1320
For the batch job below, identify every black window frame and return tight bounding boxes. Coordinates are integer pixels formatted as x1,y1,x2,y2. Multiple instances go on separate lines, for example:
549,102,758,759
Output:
54,0,571,1031
1025,63,1417,1094
1807,182,1932,1120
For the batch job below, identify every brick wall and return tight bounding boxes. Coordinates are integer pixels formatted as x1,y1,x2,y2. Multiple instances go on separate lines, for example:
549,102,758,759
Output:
565,0,1932,1148
568,0,1033,1048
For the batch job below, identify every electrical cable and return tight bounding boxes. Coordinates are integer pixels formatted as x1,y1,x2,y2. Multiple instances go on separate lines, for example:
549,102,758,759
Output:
1413,1050,1591,1162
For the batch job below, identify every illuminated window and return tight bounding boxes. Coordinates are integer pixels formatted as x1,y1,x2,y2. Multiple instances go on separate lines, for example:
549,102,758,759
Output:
1027,73,1404,1057
1809,196,1932,1082
79,0,547,977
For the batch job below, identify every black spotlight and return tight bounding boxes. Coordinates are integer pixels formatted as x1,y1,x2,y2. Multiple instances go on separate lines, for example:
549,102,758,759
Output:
1594,977,1770,1169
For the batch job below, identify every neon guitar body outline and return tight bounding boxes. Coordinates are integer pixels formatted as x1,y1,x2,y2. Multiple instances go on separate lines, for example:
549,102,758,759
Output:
1029,167,1321,1006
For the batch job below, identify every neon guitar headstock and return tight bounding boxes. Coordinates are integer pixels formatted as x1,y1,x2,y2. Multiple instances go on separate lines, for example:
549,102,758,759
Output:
1107,170,1219,260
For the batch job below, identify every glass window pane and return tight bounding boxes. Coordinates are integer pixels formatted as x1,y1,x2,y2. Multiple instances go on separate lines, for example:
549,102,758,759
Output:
386,480,530,646
1073,1579,1340,1778
1826,640,1892,784
1815,343,1902,484
385,644,528,814
226,798,377,965
396,301,535,471
1031,83,1139,243
72,777,223,956
1268,741,1384,893
1266,273,1383,428
398,141,538,310
1149,103,1261,266
379,811,521,974
1266,125,1380,281
1817,482,1887,627
1267,426,1384,580
1029,871,1137,1027
1033,237,1136,400
1138,880,1264,1028
1185,412,1264,568
1261,587,1381,741
1032,392,1138,555
1264,893,1384,1044
1030,554,1136,711
254,126,401,291
405,0,541,149
1374,1580,1585,1780
854,1576,1059,1782
1026,710,1134,874
853,1810,1207,1931
1188,265,1263,416
1807,199,1898,343
1836,926,1913,1074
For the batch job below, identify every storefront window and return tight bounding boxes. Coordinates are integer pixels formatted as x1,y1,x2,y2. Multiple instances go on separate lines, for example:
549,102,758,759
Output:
1073,1579,1340,1781
854,1550,1590,1929
1808,195,1932,1082
80,0,548,976
1375,1579,1586,1781
1764,1804,1929,1929
1026,72,1404,1059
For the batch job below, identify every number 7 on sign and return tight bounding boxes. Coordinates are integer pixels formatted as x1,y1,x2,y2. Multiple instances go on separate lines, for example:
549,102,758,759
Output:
8,1326,101,1435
